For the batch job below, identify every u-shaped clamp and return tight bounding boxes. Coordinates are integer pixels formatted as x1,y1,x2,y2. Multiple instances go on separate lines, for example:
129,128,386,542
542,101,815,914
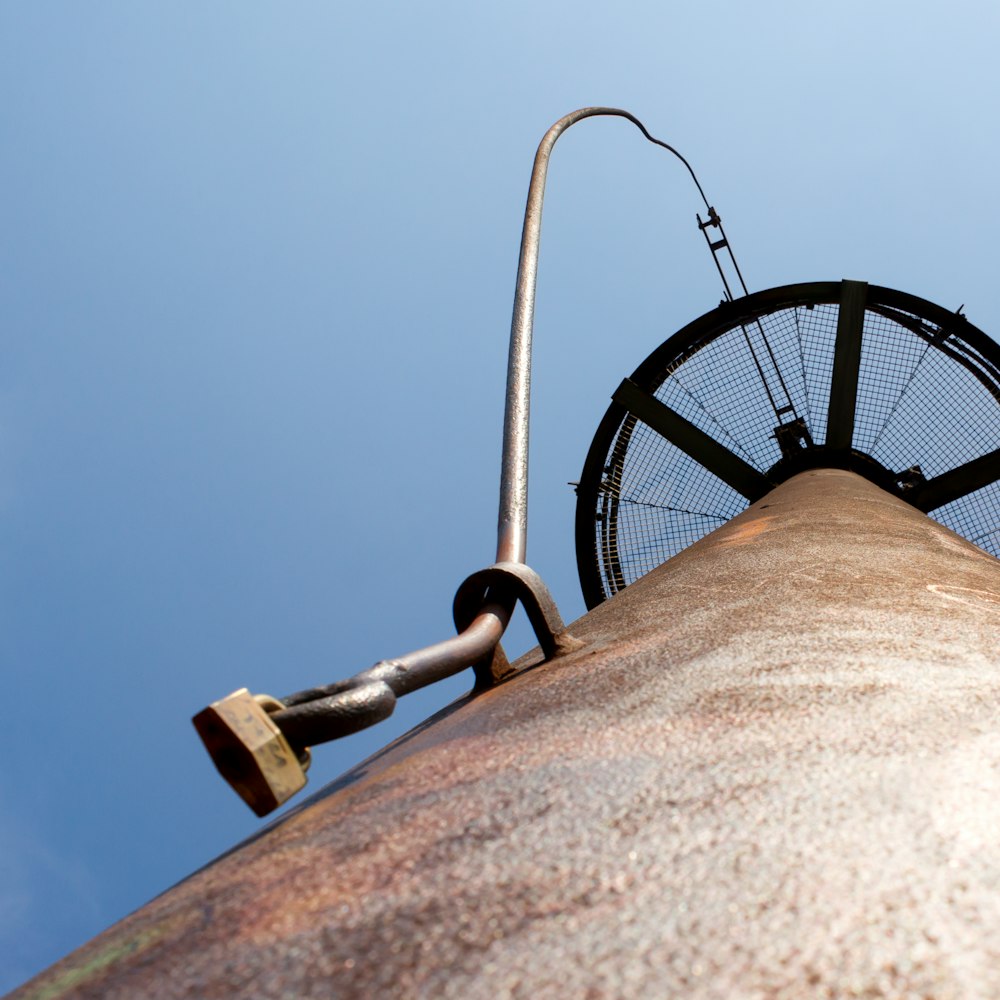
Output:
453,561,584,687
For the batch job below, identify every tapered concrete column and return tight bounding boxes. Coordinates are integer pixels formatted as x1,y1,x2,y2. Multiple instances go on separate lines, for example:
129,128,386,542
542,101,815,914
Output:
18,470,1000,999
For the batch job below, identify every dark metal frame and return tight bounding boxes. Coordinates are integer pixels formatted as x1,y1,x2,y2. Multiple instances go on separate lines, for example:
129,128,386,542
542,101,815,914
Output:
575,280,1000,609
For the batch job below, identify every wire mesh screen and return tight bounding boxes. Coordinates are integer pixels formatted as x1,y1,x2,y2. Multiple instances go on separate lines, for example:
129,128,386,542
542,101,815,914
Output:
862,308,1000,478
578,283,1000,604
935,480,1000,558
797,303,840,444
596,415,745,590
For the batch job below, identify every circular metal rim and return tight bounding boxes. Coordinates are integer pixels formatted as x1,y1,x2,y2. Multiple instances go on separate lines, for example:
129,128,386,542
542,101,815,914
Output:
575,280,1000,609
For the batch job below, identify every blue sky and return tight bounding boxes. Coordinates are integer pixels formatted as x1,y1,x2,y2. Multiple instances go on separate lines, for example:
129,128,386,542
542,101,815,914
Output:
4,1,1000,990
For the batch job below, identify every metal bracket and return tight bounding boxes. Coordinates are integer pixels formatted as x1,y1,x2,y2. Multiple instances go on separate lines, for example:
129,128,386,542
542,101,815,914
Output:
697,206,749,304
773,417,815,458
454,562,584,686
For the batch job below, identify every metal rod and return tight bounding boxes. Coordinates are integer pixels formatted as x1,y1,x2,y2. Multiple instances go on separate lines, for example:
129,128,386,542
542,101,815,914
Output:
281,603,512,710
272,603,511,748
497,107,710,565
716,216,750,297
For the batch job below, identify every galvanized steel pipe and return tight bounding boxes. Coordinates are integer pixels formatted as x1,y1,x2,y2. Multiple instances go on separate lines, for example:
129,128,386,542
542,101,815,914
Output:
497,107,709,564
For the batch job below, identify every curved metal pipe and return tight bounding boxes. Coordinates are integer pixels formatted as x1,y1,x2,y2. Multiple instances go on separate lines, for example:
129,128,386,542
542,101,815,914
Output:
273,603,511,748
497,107,711,564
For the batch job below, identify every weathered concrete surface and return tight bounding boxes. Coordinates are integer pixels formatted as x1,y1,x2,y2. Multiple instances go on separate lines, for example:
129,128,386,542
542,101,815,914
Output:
13,469,1000,999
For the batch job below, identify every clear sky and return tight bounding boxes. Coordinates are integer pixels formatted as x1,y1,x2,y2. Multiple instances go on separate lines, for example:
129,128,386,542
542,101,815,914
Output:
4,1,1000,990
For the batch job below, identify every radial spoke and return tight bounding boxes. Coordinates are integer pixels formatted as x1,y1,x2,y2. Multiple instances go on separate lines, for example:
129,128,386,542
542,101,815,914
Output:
913,448,1000,511
826,279,868,449
613,379,771,501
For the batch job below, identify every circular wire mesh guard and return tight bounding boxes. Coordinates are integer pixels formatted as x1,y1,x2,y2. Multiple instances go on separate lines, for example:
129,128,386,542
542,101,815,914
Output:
575,281,1000,608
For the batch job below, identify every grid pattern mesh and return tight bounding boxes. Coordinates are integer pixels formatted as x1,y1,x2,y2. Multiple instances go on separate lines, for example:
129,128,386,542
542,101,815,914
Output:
862,311,1000,478
797,304,840,444
933,479,1000,557
595,416,746,590
586,289,1000,601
